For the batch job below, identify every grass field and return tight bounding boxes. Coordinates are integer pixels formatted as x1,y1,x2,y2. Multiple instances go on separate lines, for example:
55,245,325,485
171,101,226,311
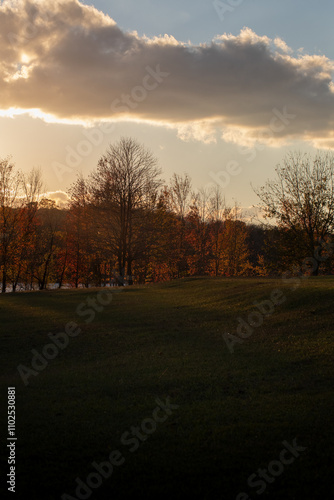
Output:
1,277,334,500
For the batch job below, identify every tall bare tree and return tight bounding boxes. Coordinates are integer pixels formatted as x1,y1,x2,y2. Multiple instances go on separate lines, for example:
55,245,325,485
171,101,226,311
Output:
0,157,21,292
90,137,162,285
186,188,211,275
208,185,229,276
169,173,192,219
67,175,94,287
11,168,43,291
169,173,192,277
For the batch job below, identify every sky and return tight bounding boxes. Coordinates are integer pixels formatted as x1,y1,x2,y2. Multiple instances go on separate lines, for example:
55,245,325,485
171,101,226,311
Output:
1,0,334,212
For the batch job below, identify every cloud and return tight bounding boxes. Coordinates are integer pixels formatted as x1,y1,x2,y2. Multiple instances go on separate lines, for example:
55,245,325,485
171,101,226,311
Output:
1,0,334,147
43,190,69,207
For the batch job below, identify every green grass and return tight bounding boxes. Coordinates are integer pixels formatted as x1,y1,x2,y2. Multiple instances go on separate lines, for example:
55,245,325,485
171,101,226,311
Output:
1,277,334,499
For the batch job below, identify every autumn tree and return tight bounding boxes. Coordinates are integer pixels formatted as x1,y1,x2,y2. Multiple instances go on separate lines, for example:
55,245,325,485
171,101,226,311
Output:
219,207,250,276
32,199,65,290
0,159,43,292
135,187,181,282
255,151,334,275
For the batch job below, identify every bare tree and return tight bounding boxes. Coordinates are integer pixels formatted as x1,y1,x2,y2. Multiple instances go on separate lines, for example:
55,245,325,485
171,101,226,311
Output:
187,188,211,275
68,174,94,287
11,167,43,291
90,137,162,285
168,173,192,277
22,167,43,206
255,151,334,275
169,173,192,220
0,158,23,292
209,185,227,223
208,185,229,276
192,187,210,223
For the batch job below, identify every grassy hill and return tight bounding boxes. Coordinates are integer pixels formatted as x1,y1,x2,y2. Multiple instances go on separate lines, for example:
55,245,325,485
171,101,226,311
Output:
1,277,334,499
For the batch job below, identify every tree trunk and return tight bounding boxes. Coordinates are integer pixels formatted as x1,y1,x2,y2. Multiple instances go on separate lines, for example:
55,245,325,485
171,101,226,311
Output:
311,264,319,276
2,269,7,293
127,259,133,285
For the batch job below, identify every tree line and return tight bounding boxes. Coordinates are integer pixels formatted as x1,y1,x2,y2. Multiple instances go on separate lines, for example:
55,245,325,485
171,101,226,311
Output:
1,138,334,292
